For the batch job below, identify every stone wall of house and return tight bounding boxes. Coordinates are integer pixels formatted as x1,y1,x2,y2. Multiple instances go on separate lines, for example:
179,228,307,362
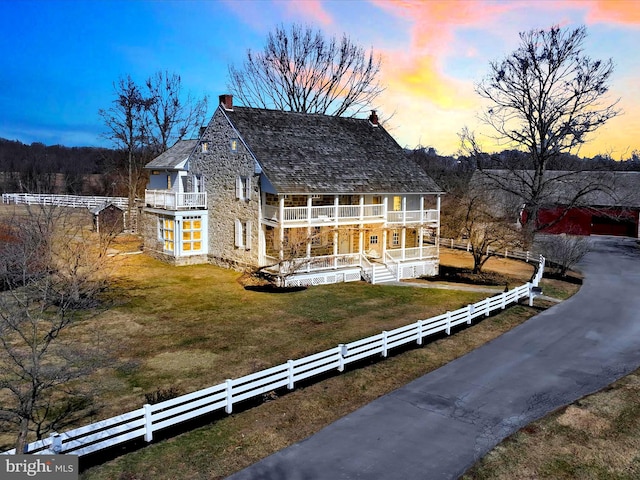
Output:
190,108,260,269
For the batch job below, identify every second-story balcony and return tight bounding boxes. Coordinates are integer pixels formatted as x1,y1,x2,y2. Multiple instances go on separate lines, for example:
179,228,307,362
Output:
144,190,207,210
263,204,438,226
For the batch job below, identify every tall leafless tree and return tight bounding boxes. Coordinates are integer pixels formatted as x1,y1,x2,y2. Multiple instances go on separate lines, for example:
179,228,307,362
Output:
144,71,208,155
0,205,115,453
99,76,151,227
468,25,621,244
228,24,384,117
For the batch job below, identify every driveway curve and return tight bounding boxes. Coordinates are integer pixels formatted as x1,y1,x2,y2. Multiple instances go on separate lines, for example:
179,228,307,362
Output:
229,237,640,480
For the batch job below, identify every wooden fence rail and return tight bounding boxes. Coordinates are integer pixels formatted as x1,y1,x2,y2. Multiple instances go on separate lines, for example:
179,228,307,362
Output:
2,193,129,210
2,262,542,457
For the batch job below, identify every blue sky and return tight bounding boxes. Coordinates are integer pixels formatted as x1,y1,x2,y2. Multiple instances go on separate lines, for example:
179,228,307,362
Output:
1,0,639,158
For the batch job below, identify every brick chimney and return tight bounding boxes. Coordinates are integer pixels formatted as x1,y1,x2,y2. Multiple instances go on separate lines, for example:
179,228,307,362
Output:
219,94,233,111
369,110,379,127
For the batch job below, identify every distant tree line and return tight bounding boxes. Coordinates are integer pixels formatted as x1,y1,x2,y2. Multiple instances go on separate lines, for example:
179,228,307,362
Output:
0,138,120,195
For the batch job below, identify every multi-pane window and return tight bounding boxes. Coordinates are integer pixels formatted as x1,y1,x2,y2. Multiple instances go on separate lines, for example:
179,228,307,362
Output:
392,230,400,246
235,220,252,250
311,226,322,246
236,176,251,201
182,216,202,252
393,196,402,211
230,138,239,152
159,218,175,252
370,235,379,245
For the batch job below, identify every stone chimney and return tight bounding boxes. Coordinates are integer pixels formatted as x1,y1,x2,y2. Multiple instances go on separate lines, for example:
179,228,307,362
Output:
219,94,233,111
369,110,379,127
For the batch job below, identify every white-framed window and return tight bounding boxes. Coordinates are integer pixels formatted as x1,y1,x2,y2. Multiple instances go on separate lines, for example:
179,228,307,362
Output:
201,142,208,153
230,138,239,152
393,196,402,211
182,216,202,253
236,176,251,201
234,219,252,250
392,230,400,246
370,235,379,245
159,217,175,252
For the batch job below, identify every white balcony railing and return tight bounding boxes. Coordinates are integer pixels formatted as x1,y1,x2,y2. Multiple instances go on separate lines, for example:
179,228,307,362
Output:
263,204,438,225
145,190,207,210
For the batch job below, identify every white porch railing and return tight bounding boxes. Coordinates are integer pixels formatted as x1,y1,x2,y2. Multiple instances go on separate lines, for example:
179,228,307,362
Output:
267,253,362,274
144,190,207,210
263,204,438,225
386,246,438,261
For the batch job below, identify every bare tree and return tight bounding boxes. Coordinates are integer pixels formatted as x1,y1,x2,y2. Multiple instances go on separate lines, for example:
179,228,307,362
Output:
99,76,152,227
144,71,208,155
228,24,384,117
470,25,621,244
536,234,590,277
0,205,114,453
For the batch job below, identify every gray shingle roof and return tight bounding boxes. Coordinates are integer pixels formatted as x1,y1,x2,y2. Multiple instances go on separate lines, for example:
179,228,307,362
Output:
145,140,198,169
223,107,442,194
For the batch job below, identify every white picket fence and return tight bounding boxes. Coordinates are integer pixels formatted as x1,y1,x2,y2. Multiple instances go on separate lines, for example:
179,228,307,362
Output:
2,254,545,457
2,193,129,210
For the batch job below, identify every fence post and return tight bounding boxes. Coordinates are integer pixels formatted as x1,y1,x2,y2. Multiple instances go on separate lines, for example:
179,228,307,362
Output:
446,312,451,335
501,292,506,309
417,320,423,345
50,432,62,453
467,304,473,325
527,282,534,306
382,331,388,357
526,251,530,262
144,404,153,442
485,298,490,317
287,360,295,389
225,379,233,414
338,344,348,372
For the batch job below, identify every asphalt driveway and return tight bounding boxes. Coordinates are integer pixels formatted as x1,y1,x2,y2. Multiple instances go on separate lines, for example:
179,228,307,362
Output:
229,236,640,480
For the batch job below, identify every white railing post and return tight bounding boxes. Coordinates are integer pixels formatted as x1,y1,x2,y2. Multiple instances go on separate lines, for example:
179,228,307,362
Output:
287,360,295,389
50,432,62,453
485,298,490,317
417,320,423,345
144,404,153,442
338,344,348,372
501,292,506,309
446,311,451,335
382,331,388,357
225,379,233,414
467,304,473,324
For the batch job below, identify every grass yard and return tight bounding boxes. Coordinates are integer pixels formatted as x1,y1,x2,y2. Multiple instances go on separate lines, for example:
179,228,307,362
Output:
74,239,575,479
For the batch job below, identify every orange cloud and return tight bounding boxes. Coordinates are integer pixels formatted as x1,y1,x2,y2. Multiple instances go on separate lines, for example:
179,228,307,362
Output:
583,0,640,25
382,54,476,110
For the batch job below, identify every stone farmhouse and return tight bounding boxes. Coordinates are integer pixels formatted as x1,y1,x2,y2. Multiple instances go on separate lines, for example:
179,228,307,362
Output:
141,95,443,286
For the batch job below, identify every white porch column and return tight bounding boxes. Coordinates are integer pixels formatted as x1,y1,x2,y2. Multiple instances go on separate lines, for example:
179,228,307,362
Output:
418,226,424,259
358,228,364,254
333,229,338,268
401,228,406,261
419,195,425,224
279,197,285,260
383,196,388,223
359,195,364,221
334,195,339,224
382,229,387,260
402,196,407,225
307,196,313,225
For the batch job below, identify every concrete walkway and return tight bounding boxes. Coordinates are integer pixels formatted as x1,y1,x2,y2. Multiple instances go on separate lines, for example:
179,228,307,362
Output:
229,237,640,480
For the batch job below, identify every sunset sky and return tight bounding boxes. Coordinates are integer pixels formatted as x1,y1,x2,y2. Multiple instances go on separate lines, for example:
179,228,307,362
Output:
0,0,638,159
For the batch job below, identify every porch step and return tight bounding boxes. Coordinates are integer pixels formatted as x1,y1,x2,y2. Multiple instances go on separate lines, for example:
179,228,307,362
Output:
371,265,396,284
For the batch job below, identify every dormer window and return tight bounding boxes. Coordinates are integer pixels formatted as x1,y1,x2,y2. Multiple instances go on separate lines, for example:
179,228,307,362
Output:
230,138,238,153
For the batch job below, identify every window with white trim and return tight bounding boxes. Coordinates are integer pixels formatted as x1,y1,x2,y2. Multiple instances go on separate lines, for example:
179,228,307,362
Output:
369,235,378,245
392,230,400,246
234,219,252,250
159,217,175,252
230,138,238,152
182,216,202,253
236,176,251,201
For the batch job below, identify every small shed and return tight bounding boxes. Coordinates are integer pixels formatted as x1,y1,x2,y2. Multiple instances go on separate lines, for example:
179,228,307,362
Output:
91,202,124,235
